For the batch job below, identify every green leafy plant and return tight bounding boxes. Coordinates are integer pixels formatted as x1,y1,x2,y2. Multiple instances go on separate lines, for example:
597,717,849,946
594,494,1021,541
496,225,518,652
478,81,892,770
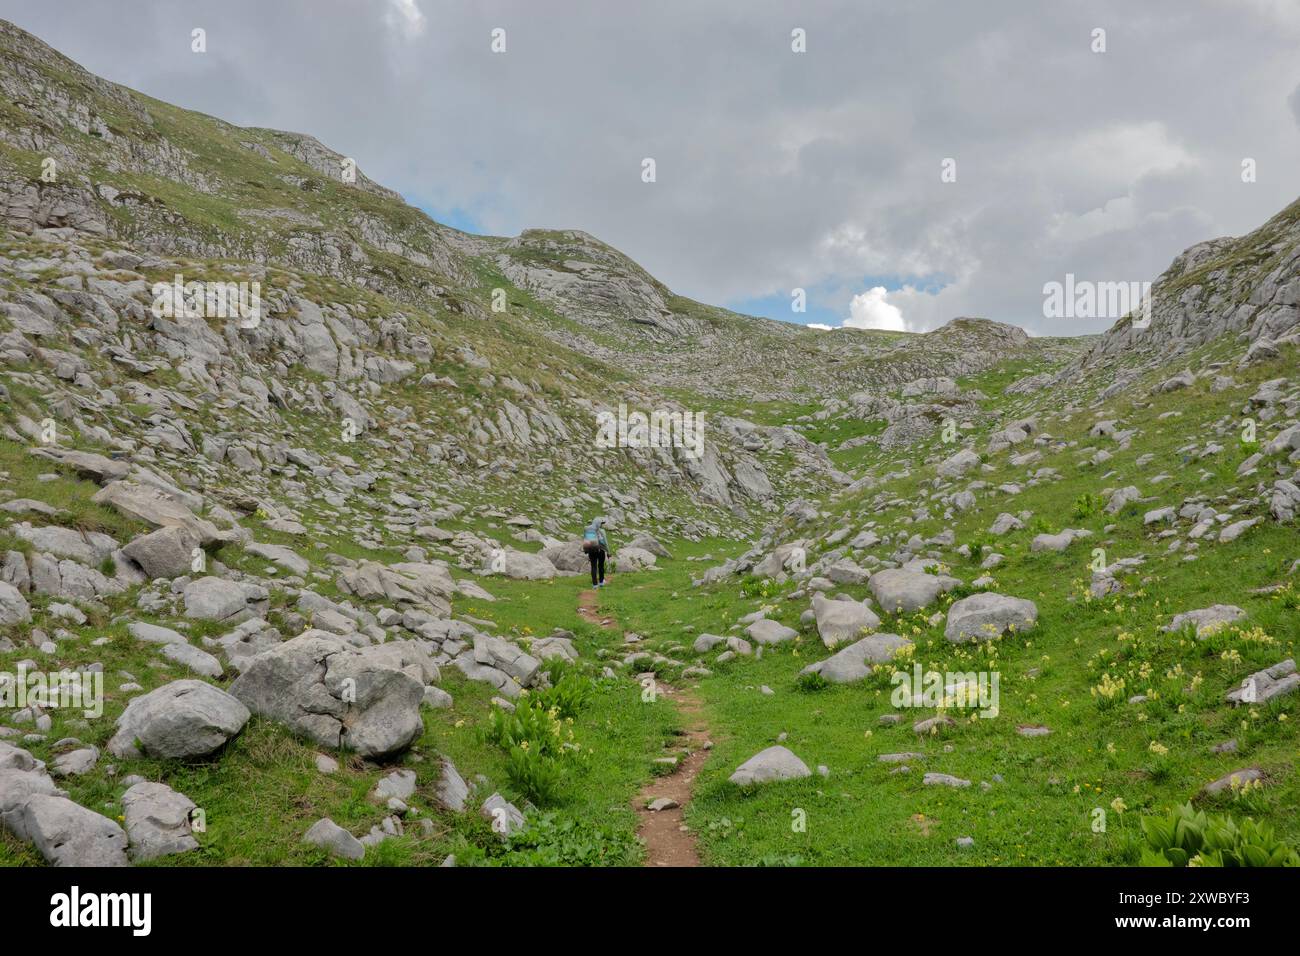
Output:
484,697,587,806
454,811,640,866
1138,803,1299,867
1027,516,1053,535
504,744,565,805
1071,492,1101,520
795,670,829,692
529,671,594,720
485,699,568,757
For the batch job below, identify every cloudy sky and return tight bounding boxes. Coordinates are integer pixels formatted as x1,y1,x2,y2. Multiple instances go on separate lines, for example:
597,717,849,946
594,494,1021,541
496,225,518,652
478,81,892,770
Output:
4,0,1299,334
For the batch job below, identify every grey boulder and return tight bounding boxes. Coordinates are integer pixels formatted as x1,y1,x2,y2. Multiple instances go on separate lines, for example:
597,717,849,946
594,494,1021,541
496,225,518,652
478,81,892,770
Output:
1226,659,1299,705
1164,605,1245,638
728,745,811,786
481,792,526,838
230,633,429,757
800,633,912,684
183,576,255,622
0,581,31,625
811,592,881,648
108,679,250,759
121,525,201,579
945,592,1038,642
869,568,957,613
303,817,365,861
745,618,798,646
3,792,129,866
122,781,199,861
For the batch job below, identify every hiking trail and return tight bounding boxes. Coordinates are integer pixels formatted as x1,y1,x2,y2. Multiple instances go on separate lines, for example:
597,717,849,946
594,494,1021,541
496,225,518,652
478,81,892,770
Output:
577,587,712,867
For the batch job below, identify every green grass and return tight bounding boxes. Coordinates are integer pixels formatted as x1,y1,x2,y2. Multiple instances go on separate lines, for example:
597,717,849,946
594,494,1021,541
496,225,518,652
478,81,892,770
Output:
596,346,1300,866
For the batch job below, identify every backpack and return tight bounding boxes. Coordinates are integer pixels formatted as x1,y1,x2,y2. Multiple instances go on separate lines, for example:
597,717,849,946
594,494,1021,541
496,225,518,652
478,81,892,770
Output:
582,527,601,553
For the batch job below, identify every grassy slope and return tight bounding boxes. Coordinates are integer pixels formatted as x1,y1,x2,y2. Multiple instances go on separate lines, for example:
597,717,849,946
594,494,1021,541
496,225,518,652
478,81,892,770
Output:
603,346,1300,866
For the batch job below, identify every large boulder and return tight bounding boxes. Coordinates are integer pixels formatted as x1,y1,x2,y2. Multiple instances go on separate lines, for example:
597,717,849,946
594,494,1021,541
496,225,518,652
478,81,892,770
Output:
1226,660,1299,705
121,782,199,861
0,768,63,816
486,548,556,580
811,592,880,648
230,633,428,757
530,633,579,663
0,742,44,773
92,480,226,545
12,524,118,564
28,446,129,483
158,640,224,678
183,576,259,622
825,559,869,585
336,560,453,616
471,634,542,687
2,793,129,866
1164,605,1246,638
1031,528,1092,552
800,633,912,684
627,533,671,558
121,526,200,579
945,592,1038,642
453,634,542,698
869,568,957,613
745,618,798,646
108,680,250,759
751,542,806,579
0,581,30,625
938,448,980,478
615,547,657,571
729,746,811,786
540,540,588,574
245,542,311,576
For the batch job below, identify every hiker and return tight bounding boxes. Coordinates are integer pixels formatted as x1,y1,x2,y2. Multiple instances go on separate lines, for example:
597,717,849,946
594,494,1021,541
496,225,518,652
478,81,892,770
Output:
582,517,611,588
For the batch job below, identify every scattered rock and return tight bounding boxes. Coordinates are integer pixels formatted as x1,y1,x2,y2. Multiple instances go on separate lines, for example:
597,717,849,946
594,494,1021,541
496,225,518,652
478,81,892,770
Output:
728,745,811,786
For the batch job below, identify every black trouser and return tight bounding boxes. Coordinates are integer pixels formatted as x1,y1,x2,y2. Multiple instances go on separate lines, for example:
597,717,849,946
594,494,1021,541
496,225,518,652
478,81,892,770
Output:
588,547,606,585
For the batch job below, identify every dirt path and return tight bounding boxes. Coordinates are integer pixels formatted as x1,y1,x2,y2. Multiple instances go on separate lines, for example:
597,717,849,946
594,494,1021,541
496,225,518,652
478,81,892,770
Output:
577,587,712,867
577,588,616,628
632,681,711,867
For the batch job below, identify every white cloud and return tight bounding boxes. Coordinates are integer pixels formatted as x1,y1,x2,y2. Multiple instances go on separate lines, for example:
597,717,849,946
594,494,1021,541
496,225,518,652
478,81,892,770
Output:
807,323,834,331
385,0,425,38
843,287,906,332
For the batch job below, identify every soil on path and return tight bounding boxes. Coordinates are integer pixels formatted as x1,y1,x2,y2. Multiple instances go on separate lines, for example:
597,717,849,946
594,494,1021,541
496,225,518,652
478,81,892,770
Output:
577,587,712,867
632,681,711,867
577,587,616,628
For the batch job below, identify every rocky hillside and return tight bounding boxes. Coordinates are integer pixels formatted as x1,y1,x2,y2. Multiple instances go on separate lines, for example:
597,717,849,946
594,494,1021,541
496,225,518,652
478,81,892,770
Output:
0,17,1295,870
